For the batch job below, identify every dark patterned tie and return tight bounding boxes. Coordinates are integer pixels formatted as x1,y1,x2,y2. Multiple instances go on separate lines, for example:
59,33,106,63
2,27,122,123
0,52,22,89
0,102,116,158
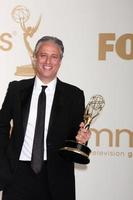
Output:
31,85,47,173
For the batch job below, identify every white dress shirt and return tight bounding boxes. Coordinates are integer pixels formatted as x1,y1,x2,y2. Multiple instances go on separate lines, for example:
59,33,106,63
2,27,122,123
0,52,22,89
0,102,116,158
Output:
19,76,57,161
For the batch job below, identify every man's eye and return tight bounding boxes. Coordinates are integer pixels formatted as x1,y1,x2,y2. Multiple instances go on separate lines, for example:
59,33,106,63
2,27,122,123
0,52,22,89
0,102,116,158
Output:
39,54,47,58
40,54,47,57
52,55,58,59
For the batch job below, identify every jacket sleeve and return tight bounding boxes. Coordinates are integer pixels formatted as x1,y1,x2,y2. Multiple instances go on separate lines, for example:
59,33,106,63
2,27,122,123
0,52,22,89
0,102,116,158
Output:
0,82,13,156
69,89,85,140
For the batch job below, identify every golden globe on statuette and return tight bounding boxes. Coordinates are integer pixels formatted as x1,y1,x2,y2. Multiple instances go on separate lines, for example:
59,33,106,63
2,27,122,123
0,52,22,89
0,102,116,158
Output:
59,94,105,164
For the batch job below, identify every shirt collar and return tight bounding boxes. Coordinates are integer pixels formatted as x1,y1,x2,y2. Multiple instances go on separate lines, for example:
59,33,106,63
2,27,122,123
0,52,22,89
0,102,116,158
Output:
34,76,57,92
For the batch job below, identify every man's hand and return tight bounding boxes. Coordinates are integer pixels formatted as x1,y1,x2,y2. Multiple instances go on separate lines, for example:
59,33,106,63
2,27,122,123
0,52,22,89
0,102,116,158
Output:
76,122,91,144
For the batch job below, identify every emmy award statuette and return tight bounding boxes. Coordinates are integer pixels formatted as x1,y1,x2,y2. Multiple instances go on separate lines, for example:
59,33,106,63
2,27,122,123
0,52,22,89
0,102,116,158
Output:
59,95,105,164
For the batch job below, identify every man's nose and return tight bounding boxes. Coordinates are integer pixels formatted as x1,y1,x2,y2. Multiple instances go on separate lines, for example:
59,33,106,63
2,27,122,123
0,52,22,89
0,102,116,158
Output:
46,56,51,64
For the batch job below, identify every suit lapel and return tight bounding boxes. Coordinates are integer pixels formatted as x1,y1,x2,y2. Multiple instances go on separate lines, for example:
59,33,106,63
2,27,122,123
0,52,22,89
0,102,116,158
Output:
47,79,64,136
20,78,35,134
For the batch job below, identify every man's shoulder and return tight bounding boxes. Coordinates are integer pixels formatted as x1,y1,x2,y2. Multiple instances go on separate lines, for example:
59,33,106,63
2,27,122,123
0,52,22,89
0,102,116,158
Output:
9,77,35,89
57,79,84,95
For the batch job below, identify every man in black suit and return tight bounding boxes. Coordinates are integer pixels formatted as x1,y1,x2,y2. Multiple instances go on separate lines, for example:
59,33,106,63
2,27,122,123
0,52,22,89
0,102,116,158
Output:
0,36,90,200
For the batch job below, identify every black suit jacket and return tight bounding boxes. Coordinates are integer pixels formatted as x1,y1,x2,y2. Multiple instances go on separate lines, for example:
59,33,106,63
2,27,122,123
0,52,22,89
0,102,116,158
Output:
0,77,85,200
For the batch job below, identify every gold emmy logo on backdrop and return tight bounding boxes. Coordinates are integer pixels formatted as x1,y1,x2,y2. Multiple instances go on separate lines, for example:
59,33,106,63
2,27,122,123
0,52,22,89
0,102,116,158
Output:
11,5,41,76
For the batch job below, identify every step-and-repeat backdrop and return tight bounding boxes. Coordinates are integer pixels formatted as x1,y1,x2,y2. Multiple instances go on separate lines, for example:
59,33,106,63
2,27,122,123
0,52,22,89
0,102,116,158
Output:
0,0,133,200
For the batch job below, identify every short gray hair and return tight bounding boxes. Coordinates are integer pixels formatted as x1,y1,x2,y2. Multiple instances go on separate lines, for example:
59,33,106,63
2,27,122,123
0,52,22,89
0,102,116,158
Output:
33,36,64,59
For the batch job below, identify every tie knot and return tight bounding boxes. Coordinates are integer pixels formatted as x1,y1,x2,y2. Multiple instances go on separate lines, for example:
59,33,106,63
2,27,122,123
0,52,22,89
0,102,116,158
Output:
41,85,47,92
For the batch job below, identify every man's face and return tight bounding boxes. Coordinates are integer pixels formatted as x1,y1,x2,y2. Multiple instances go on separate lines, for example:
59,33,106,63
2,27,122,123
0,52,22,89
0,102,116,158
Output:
35,41,62,83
